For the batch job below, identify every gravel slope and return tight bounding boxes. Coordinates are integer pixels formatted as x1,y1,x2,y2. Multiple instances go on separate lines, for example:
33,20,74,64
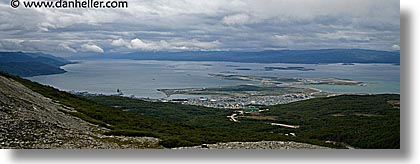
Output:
0,75,160,149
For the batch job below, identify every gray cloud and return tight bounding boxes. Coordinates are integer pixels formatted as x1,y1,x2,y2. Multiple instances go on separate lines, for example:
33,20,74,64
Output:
110,38,222,51
0,0,400,56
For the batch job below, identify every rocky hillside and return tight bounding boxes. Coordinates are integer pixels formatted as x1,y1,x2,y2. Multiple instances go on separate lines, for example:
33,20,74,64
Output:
0,74,160,149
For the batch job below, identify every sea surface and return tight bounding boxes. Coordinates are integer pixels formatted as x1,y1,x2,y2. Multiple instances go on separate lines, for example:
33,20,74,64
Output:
28,59,400,99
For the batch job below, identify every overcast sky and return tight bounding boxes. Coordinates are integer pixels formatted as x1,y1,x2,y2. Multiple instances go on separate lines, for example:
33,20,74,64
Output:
0,0,400,56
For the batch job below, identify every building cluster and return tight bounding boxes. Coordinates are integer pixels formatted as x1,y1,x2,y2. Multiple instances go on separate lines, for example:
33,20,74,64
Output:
167,93,311,109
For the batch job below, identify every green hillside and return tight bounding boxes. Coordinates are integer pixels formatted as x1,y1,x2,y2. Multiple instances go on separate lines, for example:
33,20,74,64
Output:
89,95,400,149
265,95,400,149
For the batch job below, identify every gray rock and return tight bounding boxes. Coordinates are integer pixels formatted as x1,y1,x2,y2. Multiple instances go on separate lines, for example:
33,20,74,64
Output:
0,75,160,149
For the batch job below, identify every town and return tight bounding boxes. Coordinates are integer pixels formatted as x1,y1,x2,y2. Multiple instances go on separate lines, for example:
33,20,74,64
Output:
161,93,312,109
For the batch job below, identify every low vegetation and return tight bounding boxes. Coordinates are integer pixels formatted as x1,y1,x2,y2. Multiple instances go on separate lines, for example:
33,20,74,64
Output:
89,94,400,149
264,94,400,149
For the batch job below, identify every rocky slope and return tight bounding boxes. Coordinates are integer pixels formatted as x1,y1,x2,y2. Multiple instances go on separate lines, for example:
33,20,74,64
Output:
0,75,160,149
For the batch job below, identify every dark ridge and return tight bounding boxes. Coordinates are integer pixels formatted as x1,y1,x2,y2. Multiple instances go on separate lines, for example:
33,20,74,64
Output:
0,51,72,77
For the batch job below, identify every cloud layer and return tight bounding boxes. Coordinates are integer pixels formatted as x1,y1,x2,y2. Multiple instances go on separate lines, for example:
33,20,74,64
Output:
0,0,400,56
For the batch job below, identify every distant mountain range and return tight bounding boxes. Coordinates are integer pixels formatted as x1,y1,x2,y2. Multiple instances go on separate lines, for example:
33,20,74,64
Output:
84,49,400,64
1,49,400,77
0,52,72,77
